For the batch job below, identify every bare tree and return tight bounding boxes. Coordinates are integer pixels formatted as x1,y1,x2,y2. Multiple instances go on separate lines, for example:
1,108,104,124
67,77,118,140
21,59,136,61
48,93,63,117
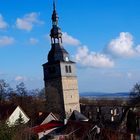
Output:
130,82,140,105
0,79,9,103
16,82,28,110
16,82,27,97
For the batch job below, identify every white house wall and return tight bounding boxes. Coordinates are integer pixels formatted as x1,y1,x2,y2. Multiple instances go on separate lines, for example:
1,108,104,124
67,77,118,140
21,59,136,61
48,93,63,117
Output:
41,113,57,125
7,106,29,126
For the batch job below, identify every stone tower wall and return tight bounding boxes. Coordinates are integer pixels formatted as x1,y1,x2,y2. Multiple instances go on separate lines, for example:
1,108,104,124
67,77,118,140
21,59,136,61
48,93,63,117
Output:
44,75,80,119
61,76,80,118
45,78,65,119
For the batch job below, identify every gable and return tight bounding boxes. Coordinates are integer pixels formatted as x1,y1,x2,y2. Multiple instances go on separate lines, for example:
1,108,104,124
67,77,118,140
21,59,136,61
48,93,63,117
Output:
41,113,58,125
7,106,29,126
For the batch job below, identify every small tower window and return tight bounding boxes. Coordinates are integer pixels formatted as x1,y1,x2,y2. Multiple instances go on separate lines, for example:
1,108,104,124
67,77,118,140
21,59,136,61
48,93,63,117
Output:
65,66,69,73
65,65,72,73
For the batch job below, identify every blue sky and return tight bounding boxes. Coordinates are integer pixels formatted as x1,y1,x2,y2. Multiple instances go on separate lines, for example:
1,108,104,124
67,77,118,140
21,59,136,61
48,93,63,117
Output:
0,0,140,93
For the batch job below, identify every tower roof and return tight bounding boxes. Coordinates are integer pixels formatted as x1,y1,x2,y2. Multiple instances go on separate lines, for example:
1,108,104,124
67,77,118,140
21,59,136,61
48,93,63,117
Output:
50,0,62,39
69,110,89,122
48,1,70,63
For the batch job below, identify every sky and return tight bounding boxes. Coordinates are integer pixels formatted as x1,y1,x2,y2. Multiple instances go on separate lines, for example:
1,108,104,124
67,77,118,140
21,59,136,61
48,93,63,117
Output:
0,0,140,93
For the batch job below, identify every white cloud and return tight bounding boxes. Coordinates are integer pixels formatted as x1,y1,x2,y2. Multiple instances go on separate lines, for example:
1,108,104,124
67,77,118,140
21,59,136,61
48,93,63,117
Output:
75,46,114,68
15,76,27,81
62,32,81,46
46,31,114,68
135,45,140,54
127,72,132,79
29,38,39,45
16,12,43,31
0,14,8,29
106,32,140,57
0,36,15,46
45,32,81,46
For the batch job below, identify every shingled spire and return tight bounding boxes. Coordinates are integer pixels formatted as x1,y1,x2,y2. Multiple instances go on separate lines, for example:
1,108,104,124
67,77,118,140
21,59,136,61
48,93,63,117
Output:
48,0,69,63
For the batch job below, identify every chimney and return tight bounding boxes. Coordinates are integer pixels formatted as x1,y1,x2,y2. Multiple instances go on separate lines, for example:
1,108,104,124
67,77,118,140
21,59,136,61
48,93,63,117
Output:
39,112,43,116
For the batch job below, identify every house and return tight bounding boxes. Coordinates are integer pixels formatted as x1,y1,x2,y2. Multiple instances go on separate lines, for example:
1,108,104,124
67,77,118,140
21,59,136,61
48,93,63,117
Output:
31,120,64,140
0,104,30,126
47,120,94,140
32,112,58,126
46,111,94,140
136,111,140,134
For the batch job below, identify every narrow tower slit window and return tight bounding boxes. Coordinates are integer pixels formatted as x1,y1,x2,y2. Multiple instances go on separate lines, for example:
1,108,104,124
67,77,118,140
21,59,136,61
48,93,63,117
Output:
65,66,68,73
69,65,72,73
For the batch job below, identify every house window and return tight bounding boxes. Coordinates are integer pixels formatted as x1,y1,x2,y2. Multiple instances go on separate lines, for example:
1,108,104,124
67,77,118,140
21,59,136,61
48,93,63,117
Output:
97,107,100,113
110,109,113,115
114,109,117,115
88,112,92,119
111,116,114,122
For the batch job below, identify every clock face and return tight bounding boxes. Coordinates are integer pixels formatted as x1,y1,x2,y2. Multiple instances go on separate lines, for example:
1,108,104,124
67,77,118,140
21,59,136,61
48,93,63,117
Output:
65,57,69,61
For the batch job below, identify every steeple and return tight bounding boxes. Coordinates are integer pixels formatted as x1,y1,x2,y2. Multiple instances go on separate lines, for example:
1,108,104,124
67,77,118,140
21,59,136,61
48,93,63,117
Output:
50,0,62,44
53,0,56,11
43,1,80,120
52,0,58,26
48,1,69,63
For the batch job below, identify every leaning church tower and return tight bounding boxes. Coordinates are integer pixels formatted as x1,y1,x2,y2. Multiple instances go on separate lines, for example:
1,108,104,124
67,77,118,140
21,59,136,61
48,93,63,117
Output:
43,1,80,120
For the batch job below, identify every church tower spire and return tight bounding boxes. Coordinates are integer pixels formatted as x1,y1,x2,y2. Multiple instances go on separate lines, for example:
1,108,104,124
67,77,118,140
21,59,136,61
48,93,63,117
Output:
53,0,56,10
52,0,57,22
43,1,80,120
50,0,62,44
48,0,69,63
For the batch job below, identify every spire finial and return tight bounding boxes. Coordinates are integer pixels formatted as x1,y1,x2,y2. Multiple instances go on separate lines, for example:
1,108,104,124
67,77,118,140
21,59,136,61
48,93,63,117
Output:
53,0,56,11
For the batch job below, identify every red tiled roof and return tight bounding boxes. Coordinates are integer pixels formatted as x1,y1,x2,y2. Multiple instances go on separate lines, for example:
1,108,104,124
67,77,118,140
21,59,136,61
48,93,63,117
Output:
32,120,64,134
